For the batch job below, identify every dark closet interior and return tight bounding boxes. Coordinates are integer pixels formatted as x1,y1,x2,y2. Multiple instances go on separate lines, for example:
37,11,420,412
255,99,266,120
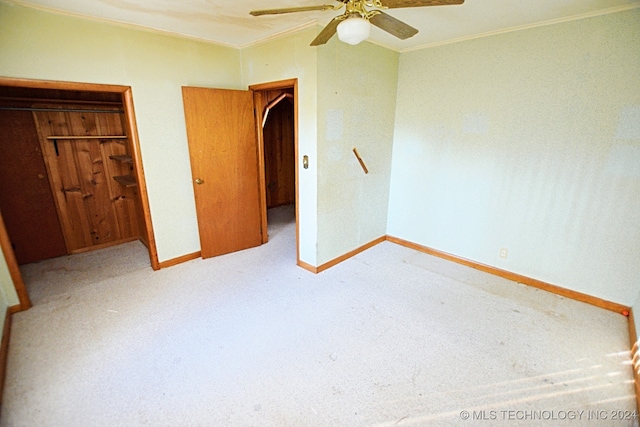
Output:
0,86,146,265
261,88,295,210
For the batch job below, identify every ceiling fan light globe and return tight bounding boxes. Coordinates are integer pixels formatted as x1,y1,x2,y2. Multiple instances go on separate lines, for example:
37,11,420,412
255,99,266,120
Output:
337,16,371,45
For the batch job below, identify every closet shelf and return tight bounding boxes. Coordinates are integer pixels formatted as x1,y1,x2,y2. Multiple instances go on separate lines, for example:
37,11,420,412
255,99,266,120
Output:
47,135,127,140
113,175,137,187
109,155,133,164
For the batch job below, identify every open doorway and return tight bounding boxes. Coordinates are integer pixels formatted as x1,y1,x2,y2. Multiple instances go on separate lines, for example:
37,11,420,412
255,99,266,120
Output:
250,80,298,260
0,78,157,310
181,80,299,263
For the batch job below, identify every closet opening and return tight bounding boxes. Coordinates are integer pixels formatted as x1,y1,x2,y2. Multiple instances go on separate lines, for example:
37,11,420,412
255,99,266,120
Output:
0,78,157,310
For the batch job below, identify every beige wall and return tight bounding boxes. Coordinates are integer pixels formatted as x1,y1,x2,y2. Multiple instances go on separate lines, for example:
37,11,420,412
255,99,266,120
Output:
316,38,399,265
241,28,399,266
389,9,640,305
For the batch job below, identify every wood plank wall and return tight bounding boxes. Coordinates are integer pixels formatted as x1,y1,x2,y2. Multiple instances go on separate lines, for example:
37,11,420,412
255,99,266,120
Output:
33,105,142,253
262,90,295,209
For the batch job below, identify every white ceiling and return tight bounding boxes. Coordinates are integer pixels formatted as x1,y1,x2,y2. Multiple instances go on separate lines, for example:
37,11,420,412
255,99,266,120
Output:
8,0,640,51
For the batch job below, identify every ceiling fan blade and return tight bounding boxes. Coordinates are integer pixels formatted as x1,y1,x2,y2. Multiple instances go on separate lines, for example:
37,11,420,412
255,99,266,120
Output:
250,5,337,16
310,16,344,46
382,0,464,8
369,11,418,40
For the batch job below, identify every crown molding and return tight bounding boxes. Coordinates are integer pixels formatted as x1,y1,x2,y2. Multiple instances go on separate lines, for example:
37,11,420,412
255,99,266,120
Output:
400,3,640,53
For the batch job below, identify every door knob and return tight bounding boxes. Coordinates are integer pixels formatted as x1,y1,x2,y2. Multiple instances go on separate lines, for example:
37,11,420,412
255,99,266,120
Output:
195,178,204,185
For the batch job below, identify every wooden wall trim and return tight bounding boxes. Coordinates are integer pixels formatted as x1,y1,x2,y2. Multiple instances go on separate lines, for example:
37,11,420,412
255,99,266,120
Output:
69,237,139,255
386,235,630,314
0,77,129,93
314,236,387,274
297,260,318,274
122,88,159,270
630,308,639,413
249,79,298,92
292,81,300,268
296,236,386,275
0,304,19,405
630,309,638,350
158,251,201,269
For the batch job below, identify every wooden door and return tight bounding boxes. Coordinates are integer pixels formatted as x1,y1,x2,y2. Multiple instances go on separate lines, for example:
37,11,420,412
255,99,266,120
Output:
0,108,67,264
182,87,263,258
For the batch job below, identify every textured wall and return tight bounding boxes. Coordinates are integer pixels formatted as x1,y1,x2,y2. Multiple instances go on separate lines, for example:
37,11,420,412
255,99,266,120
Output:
389,9,640,304
316,39,399,265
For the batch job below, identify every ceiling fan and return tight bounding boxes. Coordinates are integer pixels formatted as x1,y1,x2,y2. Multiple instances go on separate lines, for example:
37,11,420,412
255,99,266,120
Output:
250,0,464,46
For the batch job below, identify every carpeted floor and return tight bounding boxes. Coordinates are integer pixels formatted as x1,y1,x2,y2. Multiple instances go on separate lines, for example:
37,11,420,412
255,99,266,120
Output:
2,205,637,426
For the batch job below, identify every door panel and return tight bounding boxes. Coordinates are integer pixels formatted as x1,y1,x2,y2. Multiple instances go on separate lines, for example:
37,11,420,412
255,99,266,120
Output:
0,109,67,264
182,87,263,258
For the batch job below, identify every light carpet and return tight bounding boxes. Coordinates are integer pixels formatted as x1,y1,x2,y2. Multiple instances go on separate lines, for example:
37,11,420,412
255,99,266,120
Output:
2,206,637,426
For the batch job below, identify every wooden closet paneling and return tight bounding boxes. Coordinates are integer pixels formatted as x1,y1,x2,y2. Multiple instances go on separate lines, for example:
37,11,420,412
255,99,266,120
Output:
34,106,141,253
262,90,295,209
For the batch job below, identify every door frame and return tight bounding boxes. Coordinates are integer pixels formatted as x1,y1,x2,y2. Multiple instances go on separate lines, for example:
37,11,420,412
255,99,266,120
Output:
249,79,299,263
0,77,159,311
